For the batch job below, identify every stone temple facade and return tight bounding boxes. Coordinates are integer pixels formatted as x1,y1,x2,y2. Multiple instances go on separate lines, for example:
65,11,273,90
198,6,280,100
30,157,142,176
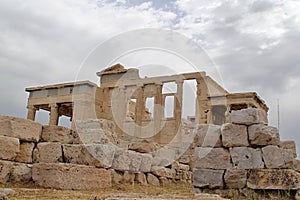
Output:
25,64,268,144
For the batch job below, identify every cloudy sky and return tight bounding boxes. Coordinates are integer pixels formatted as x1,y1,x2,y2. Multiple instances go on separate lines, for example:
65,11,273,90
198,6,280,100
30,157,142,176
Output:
0,0,299,156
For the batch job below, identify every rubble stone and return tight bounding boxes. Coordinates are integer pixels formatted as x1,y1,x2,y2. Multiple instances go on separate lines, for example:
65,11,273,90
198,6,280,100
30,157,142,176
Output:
230,147,264,169
224,168,247,189
247,169,300,190
151,166,176,178
146,173,160,186
34,142,62,163
262,145,293,168
248,124,280,146
15,142,35,163
32,163,111,190
194,147,232,169
0,135,20,161
230,108,268,125
194,124,222,147
135,172,147,185
0,116,41,142
193,168,224,189
221,123,248,147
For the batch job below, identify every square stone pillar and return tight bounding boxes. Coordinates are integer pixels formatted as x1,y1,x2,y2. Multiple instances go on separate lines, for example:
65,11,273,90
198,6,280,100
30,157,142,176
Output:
154,84,163,134
27,105,37,121
174,80,183,125
135,85,145,136
195,78,209,124
49,103,59,125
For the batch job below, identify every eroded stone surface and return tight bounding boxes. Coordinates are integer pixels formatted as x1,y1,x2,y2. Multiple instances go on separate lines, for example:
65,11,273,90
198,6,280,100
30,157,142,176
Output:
32,163,111,190
230,147,264,169
0,160,13,183
194,124,222,147
0,135,20,161
230,108,268,125
0,116,41,142
247,169,300,190
224,168,247,189
280,140,297,158
10,163,32,183
152,166,176,178
34,142,62,163
193,169,224,189
194,147,232,169
221,123,248,147
146,173,160,186
248,124,279,146
15,142,35,163
42,125,75,144
262,145,293,169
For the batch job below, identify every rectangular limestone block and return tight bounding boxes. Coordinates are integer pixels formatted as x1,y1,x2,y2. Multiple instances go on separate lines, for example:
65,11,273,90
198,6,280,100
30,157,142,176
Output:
193,168,225,189
62,143,115,168
194,147,232,169
32,163,111,190
0,135,20,161
221,123,249,147
230,147,264,169
42,125,76,144
262,145,293,168
230,108,268,125
248,124,280,146
224,168,247,189
15,142,35,163
280,140,297,158
0,116,42,142
0,160,13,183
193,124,222,147
293,159,300,172
33,142,62,163
247,169,300,190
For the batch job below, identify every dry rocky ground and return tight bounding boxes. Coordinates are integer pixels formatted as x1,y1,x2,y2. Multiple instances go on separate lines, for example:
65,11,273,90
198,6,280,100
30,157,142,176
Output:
0,182,296,200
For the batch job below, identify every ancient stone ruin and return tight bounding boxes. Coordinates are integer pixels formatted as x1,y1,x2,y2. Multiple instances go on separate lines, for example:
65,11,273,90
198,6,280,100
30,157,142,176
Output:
0,64,299,198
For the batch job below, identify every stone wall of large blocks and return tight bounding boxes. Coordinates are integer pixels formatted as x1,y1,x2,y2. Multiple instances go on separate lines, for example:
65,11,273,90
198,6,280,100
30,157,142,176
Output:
0,108,299,192
192,108,300,192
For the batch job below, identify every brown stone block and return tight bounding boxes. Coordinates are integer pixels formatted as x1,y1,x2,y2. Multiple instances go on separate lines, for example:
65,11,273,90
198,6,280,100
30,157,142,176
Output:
224,168,247,189
194,124,222,147
262,145,293,169
34,142,62,163
32,163,111,190
0,135,20,161
15,142,35,163
247,169,300,190
42,125,75,144
0,116,41,142
280,140,297,158
248,124,280,146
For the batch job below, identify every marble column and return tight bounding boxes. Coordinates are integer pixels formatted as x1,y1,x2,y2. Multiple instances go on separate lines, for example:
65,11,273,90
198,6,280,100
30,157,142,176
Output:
49,103,59,125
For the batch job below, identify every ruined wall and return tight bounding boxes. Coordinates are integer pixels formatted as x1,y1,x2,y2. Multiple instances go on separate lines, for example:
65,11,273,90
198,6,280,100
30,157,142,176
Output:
0,108,299,192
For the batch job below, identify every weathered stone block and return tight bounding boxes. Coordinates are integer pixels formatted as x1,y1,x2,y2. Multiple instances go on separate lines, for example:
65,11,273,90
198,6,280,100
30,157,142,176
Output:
152,146,177,167
280,140,297,158
32,163,111,190
221,123,248,147
262,145,293,168
0,135,19,161
34,142,62,163
139,153,152,172
75,129,110,144
10,163,32,183
63,143,115,168
112,149,131,171
194,124,222,147
42,125,75,144
0,161,13,183
224,168,247,189
171,161,190,171
152,166,176,178
15,142,35,163
193,168,224,189
146,173,160,186
230,147,264,169
248,124,280,146
247,169,300,190
0,116,41,142
231,108,268,125
194,147,232,169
